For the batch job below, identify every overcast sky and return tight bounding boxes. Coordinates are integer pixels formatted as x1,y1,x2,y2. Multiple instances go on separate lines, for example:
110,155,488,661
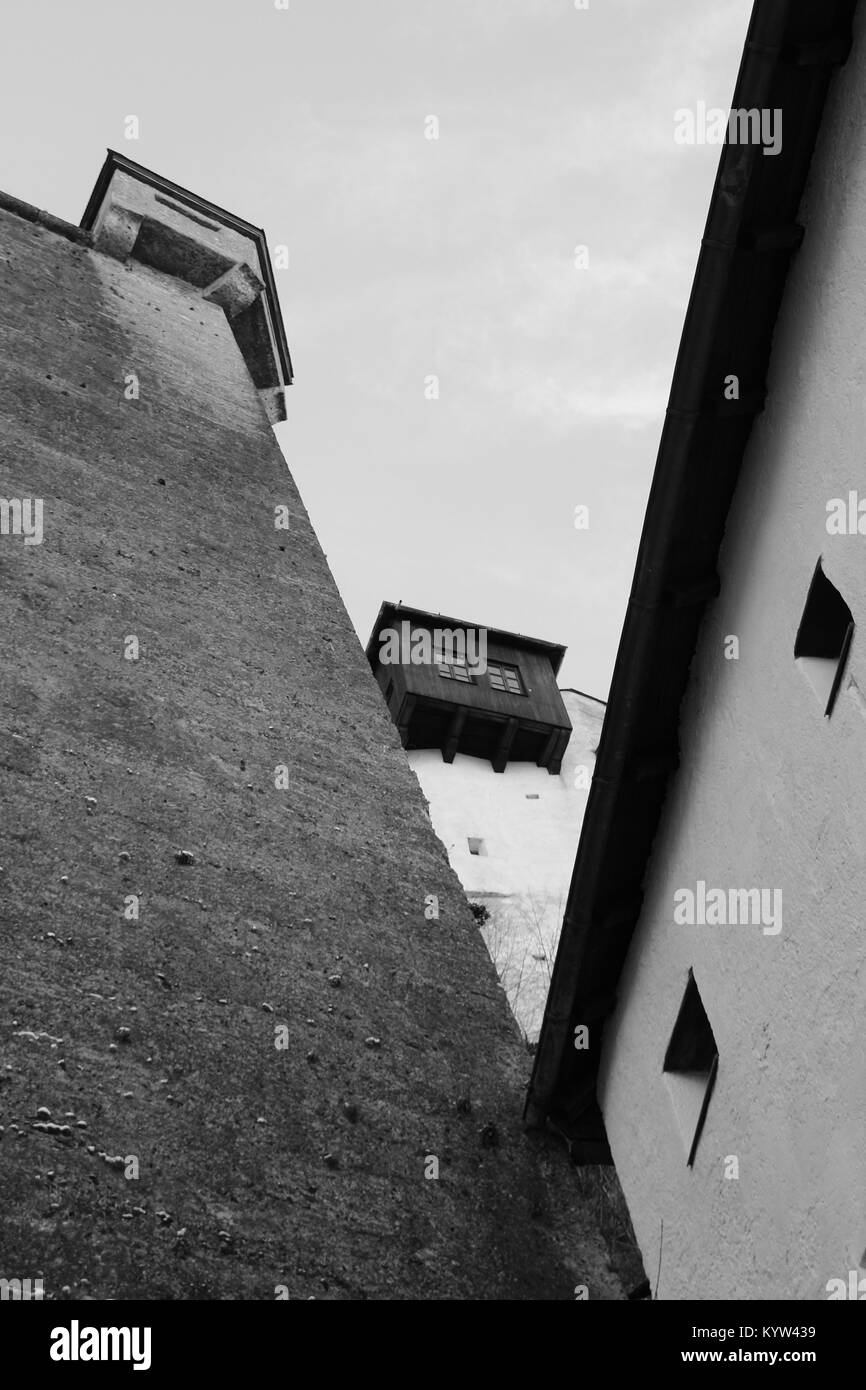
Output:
2,0,752,697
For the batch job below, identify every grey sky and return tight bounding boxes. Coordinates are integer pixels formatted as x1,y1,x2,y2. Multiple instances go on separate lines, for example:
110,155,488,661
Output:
2,0,752,696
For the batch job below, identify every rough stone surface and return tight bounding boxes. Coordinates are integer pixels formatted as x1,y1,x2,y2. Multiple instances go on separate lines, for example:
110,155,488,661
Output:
0,203,621,1301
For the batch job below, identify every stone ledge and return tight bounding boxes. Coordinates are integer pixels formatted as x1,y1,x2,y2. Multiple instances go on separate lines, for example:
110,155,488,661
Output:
0,190,93,246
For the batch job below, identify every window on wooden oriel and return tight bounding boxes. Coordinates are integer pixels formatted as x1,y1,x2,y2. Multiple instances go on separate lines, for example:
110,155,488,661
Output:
487,661,524,695
435,652,473,683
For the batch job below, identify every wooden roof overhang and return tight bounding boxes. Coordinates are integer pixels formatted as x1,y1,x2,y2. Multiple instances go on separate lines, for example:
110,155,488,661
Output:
366,601,567,676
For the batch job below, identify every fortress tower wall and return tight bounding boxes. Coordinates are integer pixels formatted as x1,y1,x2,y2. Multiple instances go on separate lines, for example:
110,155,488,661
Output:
0,191,617,1300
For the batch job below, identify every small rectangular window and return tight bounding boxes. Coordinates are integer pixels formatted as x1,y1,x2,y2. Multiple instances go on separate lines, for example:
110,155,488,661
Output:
467,837,486,856
487,661,525,695
436,651,473,683
437,662,473,683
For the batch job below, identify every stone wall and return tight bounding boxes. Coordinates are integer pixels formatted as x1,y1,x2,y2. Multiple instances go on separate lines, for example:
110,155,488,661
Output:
0,200,619,1300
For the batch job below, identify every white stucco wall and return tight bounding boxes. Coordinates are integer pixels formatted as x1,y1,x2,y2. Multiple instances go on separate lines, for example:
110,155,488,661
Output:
409,689,604,1040
598,12,866,1301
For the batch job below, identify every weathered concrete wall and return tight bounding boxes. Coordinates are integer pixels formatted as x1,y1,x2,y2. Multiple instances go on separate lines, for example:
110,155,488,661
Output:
598,11,866,1301
0,200,620,1300
409,690,604,1040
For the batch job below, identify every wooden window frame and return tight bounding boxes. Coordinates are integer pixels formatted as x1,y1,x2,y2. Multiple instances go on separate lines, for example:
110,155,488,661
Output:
487,660,525,696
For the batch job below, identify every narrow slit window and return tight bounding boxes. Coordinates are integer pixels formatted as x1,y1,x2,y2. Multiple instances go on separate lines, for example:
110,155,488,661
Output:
794,559,854,716
663,970,718,1167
